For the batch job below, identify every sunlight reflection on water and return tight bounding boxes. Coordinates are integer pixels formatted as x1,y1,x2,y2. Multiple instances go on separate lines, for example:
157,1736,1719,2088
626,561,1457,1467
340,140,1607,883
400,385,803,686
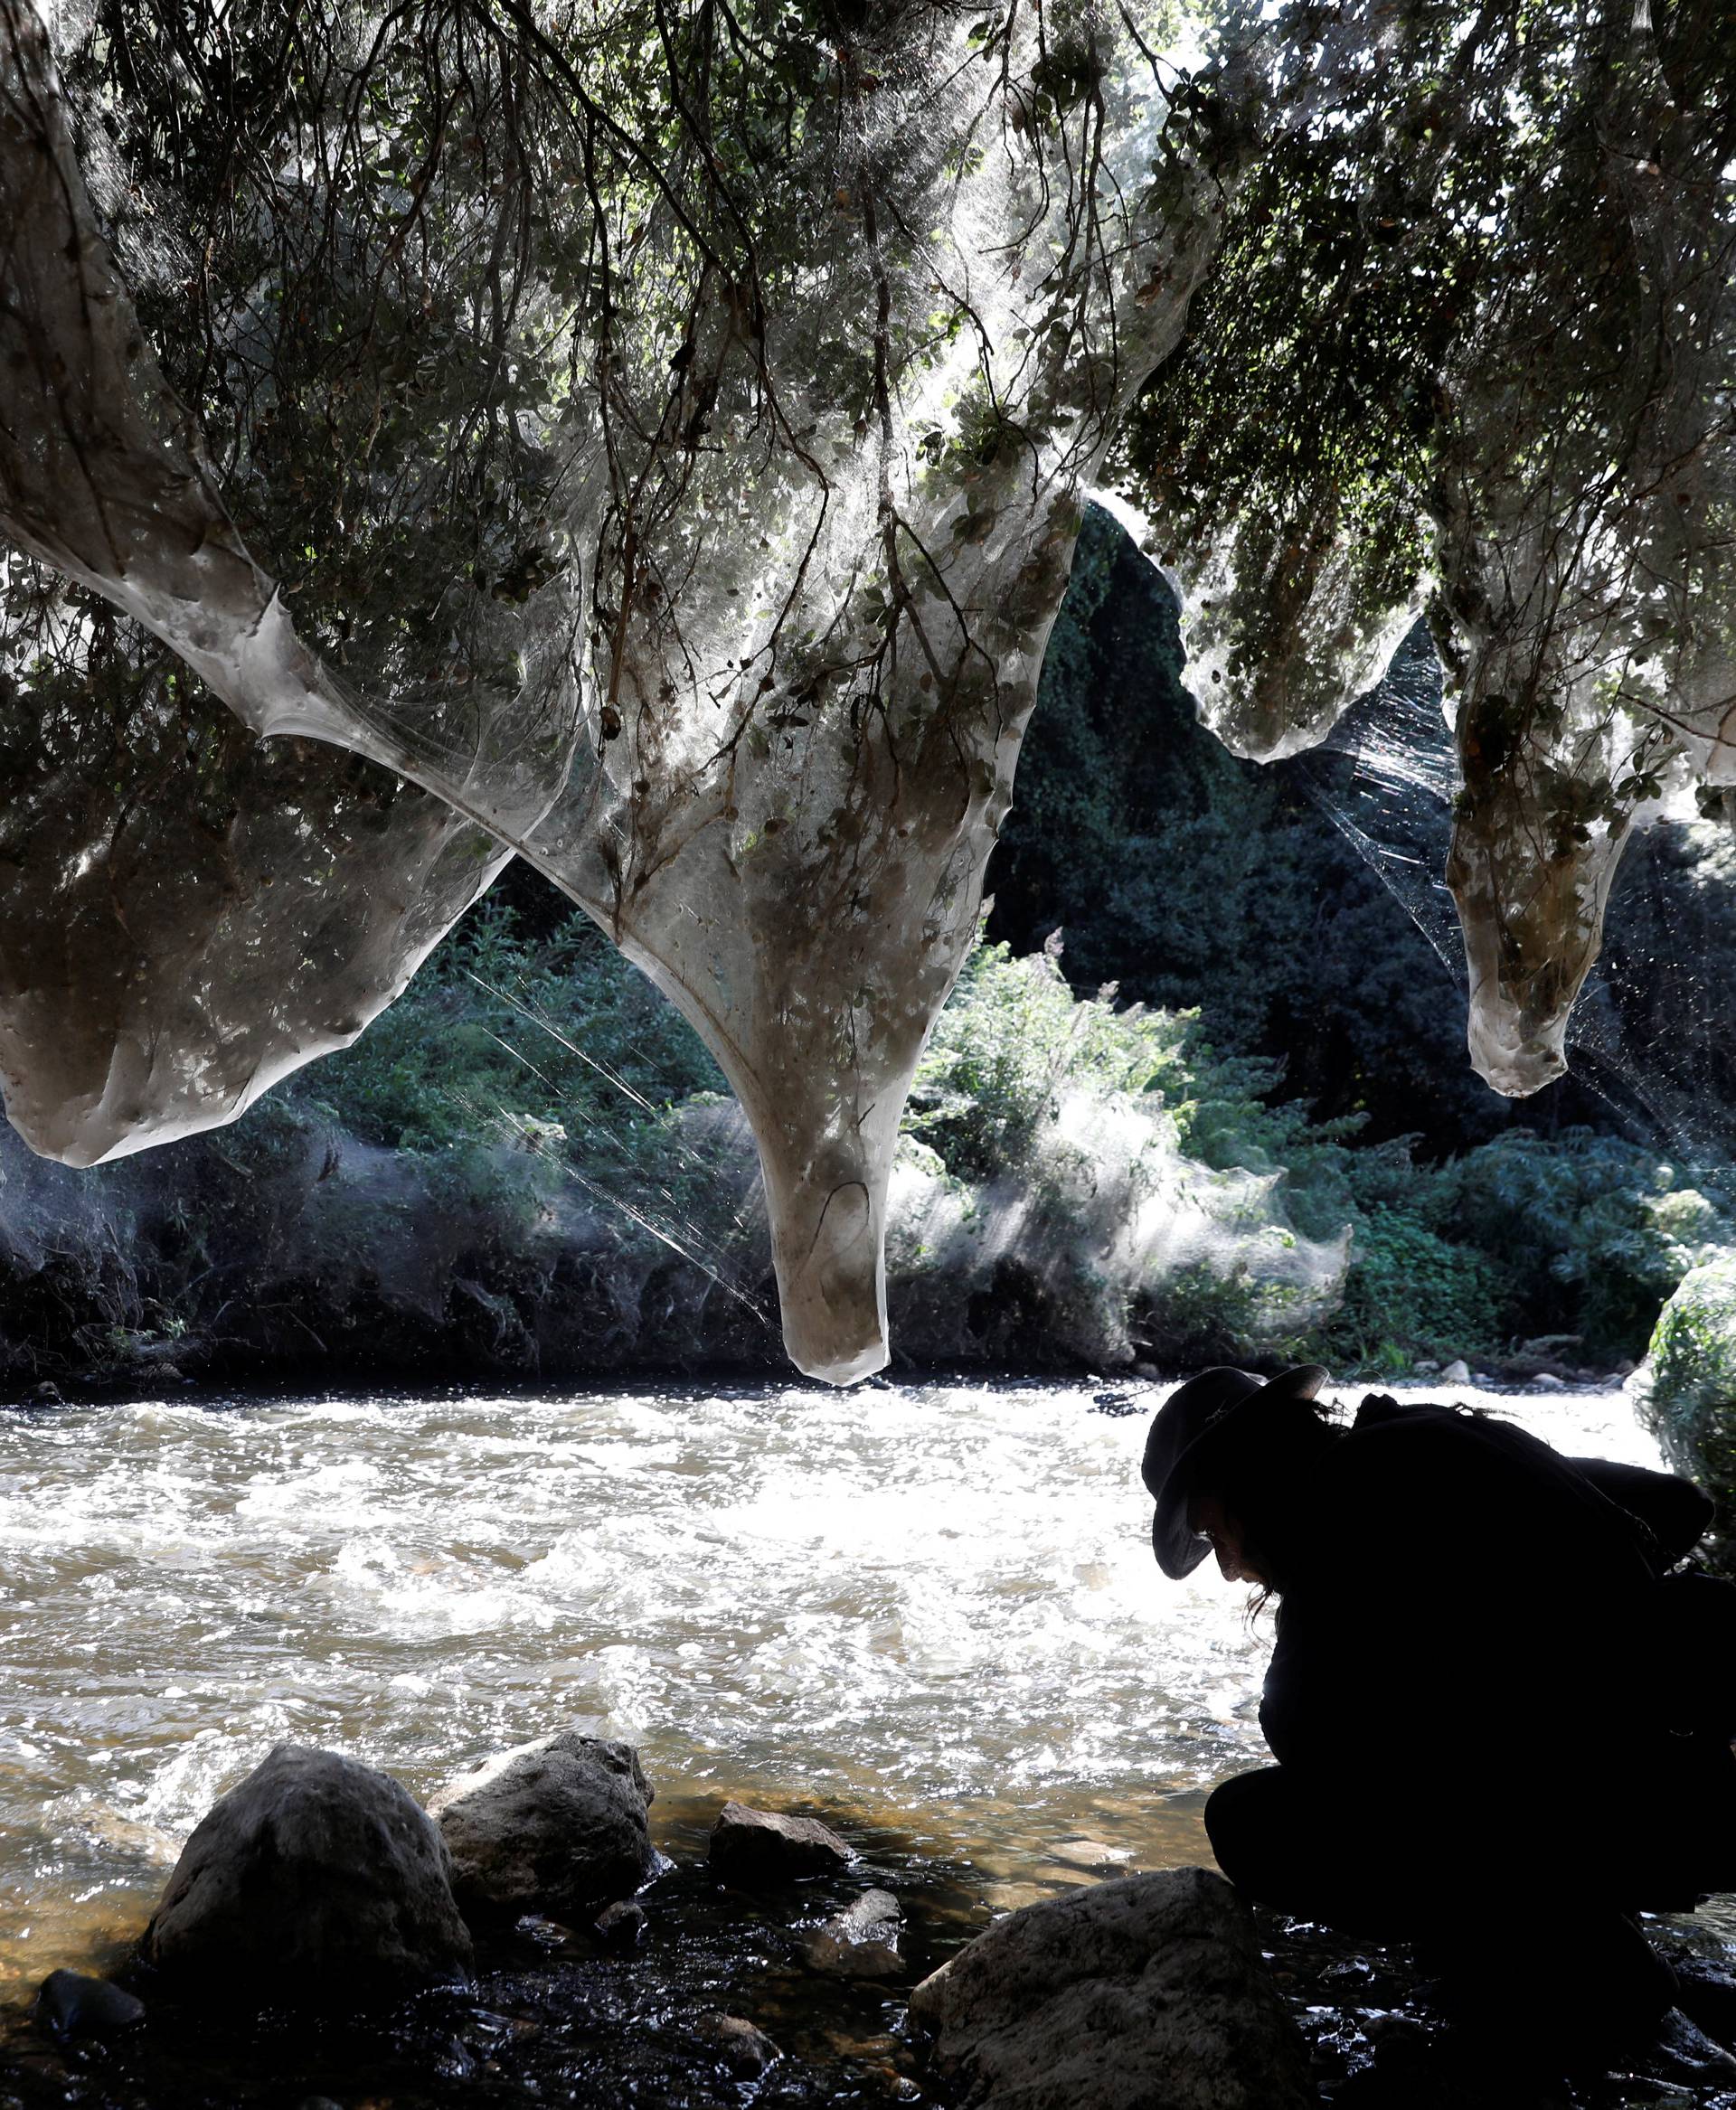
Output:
0,1377,1674,1998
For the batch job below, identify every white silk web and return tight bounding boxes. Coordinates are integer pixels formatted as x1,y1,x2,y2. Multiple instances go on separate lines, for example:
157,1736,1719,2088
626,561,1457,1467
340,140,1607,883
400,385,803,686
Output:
1293,629,1736,1179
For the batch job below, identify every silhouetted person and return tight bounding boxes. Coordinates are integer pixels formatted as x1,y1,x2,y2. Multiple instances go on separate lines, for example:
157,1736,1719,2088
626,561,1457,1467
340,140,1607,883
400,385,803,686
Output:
1142,1365,1736,2066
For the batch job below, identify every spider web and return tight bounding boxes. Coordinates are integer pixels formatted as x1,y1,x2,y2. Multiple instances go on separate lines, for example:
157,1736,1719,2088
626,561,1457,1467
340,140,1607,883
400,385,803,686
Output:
1291,626,1736,1179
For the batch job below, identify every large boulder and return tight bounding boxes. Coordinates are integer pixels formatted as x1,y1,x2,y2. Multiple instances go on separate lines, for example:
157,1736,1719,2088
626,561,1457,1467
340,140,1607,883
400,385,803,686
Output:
1633,1250,1736,1568
909,1867,1315,2110
428,1731,656,1920
142,1745,472,2007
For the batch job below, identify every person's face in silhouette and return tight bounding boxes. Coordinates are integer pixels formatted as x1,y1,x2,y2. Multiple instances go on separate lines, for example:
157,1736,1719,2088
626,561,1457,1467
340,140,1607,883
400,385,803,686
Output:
1189,1492,1269,1586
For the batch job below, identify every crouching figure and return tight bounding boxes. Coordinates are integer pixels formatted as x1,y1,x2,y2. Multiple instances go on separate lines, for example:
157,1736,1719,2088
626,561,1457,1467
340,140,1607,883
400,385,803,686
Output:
1143,1366,1736,2064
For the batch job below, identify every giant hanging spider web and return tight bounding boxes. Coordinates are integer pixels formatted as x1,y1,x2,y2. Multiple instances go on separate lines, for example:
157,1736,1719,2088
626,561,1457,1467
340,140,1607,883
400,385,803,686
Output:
0,0,1731,1380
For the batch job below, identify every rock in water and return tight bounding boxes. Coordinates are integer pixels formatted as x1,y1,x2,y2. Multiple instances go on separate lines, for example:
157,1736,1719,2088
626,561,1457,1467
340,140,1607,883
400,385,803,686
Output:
695,2012,783,2079
804,1889,903,1978
429,1731,656,1920
142,1744,472,2007
909,1867,1314,2110
592,1899,647,1949
34,1970,145,2039
709,1802,855,1884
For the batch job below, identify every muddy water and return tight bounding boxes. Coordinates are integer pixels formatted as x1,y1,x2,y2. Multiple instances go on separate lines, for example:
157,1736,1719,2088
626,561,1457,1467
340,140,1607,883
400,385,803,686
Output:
0,1375,1678,2011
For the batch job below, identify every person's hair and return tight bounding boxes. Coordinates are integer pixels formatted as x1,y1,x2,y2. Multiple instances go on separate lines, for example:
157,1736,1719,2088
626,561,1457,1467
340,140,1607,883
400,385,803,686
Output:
1196,1396,1346,1601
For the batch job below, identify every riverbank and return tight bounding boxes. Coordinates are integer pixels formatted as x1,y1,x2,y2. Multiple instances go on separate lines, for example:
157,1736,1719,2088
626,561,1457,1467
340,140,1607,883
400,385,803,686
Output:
1,897,1723,1406
0,1379,1676,1981
7,1771,1736,2110
0,1104,1656,1407
0,1378,1724,2105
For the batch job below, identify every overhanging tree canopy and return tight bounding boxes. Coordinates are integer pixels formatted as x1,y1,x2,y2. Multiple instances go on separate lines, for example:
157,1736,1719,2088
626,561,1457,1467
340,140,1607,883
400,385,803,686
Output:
0,0,1730,1380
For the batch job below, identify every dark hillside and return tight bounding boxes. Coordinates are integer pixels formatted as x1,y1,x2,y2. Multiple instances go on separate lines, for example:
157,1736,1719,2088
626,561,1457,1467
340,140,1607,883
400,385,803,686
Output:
987,507,1618,1155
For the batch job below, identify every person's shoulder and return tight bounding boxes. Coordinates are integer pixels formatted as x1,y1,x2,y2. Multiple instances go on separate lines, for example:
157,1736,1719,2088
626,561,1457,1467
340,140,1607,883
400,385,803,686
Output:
1348,1392,1543,1453
1343,1393,1495,1453
1332,1392,1551,1501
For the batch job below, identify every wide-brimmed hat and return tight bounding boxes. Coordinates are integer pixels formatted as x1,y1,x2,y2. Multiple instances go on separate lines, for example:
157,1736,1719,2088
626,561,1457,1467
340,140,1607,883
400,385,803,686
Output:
1141,1364,1329,1578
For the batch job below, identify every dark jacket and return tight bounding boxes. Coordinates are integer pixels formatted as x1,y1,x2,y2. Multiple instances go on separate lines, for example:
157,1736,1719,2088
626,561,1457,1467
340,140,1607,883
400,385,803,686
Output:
1258,1395,1712,1791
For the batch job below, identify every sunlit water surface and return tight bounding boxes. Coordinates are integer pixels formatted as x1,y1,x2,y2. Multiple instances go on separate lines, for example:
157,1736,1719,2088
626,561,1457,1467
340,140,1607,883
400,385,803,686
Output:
0,1377,1686,2003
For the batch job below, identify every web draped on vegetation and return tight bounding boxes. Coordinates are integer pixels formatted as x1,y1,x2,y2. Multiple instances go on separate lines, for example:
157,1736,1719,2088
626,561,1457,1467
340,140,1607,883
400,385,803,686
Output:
1117,0,1736,1103
1,0,1240,1378
1294,627,1736,1182
0,0,1731,1380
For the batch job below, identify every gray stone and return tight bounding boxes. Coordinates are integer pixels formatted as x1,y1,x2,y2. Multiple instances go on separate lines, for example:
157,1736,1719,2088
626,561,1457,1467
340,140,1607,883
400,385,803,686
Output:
804,1888,903,1978
695,2012,782,2078
1654,2008,1736,2086
909,1866,1315,2110
1440,1359,1472,1385
34,1970,145,2039
142,1744,473,2007
429,1730,655,1920
709,1801,854,1884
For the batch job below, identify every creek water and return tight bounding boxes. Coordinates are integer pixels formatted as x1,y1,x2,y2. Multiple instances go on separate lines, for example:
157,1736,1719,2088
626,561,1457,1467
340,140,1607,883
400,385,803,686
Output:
0,1373,1686,2023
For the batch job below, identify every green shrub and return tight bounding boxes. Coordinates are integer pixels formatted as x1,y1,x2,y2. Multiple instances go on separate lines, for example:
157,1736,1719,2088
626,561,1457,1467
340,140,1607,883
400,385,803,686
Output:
1317,1204,1502,1371
288,893,725,1154
1444,1128,1729,1361
274,894,1726,1380
905,934,1194,1182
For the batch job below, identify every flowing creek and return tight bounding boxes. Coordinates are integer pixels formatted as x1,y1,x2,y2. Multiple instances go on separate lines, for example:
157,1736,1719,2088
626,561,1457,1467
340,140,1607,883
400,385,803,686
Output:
0,1375,1722,2102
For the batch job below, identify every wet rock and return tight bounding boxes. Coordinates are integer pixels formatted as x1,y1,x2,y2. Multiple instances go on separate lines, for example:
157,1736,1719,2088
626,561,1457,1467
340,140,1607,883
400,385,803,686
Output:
804,1889,903,1978
429,1730,656,1921
593,1899,646,1949
1046,1836,1133,1875
34,1969,146,2039
910,1866,1314,2110
1440,1360,1471,1385
1651,2007,1736,2086
142,1743,473,2006
1672,1955,1736,2049
695,2011,782,2078
709,1801,854,1884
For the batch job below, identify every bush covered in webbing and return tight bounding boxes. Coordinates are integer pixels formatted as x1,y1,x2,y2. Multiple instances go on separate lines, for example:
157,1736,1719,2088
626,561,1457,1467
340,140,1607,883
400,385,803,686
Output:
286,900,1732,1375
1116,0,1736,1107
3,0,1729,1385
